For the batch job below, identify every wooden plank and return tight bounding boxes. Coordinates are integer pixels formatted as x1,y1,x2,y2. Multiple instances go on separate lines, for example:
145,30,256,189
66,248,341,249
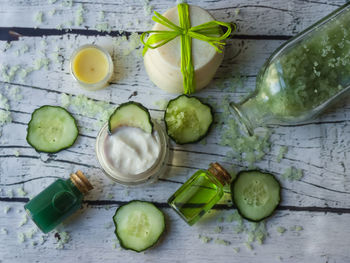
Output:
0,201,349,262
0,0,347,37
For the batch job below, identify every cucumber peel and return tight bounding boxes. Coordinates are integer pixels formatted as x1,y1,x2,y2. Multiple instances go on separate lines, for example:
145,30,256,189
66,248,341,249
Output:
164,95,213,144
231,170,281,222
26,105,78,153
108,102,153,133
113,200,165,252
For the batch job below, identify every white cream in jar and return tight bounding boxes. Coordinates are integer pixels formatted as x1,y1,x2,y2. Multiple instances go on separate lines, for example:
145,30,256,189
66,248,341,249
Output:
104,126,161,175
95,122,169,185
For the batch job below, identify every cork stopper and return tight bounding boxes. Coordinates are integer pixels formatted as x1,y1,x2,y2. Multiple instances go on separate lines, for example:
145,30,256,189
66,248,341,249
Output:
70,170,93,194
208,163,231,185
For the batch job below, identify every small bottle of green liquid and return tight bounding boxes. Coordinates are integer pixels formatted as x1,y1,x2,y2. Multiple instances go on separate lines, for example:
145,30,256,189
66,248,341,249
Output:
24,170,93,233
168,163,231,225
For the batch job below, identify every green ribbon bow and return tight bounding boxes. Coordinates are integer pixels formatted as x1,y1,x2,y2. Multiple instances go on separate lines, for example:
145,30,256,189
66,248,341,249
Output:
141,3,234,94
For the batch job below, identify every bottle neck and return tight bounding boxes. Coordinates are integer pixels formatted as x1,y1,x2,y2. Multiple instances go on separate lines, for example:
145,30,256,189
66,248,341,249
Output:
229,95,272,136
69,170,93,195
207,163,231,186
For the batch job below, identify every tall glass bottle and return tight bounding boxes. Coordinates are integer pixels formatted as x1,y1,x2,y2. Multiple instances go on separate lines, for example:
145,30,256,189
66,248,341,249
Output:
230,3,350,135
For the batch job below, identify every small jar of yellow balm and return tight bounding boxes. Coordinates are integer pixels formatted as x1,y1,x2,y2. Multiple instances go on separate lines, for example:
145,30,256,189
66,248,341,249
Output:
70,44,113,90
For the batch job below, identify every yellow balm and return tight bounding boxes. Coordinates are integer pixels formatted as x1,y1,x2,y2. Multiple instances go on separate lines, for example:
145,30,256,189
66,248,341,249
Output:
70,45,113,90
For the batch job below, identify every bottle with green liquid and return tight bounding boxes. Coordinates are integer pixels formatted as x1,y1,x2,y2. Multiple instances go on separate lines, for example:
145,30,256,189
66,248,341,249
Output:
24,170,93,233
230,3,350,135
168,163,231,225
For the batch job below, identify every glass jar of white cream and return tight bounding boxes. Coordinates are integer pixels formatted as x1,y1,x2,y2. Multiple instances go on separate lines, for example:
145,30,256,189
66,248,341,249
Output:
95,121,169,185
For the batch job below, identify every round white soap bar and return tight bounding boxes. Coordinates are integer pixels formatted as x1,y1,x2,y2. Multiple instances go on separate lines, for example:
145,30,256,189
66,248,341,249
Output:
144,5,224,93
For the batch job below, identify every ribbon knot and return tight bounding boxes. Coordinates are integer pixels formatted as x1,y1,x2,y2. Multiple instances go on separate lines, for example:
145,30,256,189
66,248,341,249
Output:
141,3,235,94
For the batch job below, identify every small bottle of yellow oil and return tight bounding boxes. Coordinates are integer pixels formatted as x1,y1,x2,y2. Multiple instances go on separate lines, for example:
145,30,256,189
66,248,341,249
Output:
168,163,231,225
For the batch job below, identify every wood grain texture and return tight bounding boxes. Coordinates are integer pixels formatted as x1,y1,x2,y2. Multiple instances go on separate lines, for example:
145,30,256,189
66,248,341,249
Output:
1,202,350,263
0,0,350,262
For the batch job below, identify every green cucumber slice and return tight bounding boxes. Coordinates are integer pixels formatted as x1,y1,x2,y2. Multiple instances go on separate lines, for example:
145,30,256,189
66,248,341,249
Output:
26,105,79,153
113,200,165,252
108,102,153,133
164,95,213,144
231,170,281,222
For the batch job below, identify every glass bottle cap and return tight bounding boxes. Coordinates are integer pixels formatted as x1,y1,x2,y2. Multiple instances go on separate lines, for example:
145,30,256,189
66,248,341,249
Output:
70,170,93,194
208,163,231,185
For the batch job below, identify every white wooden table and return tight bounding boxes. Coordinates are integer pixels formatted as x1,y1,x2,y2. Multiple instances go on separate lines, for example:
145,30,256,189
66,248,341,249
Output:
1,0,350,262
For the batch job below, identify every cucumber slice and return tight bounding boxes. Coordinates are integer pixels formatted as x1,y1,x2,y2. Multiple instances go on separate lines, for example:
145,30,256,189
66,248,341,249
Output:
164,95,213,144
26,105,78,153
108,102,153,133
231,170,281,222
113,200,165,252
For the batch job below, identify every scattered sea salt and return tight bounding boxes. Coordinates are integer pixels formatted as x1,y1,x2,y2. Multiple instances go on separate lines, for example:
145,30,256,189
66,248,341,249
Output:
1,228,8,235
2,65,20,82
99,11,105,20
198,234,212,243
48,9,56,16
276,146,288,163
290,225,303,231
244,242,253,250
143,0,153,15
25,228,38,239
4,42,12,51
17,187,27,197
75,4,84,26
7,189,13,198
153,99,168,110
282,166,303,181
62,0,73,7
214,226,223,233
34,58,50,70
18,214,28,227
219,97,271,167
65,21,73,31
4,206,11,214
62,94,114,128
95,23,111,33
0,93,12,137
34,11,43,24
56,24,63,30
61,93,71,108
39,235,46,245
276,226,286,234
18,44,29,55
55,231,70,249
18,232,25,243
214,238,231,246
